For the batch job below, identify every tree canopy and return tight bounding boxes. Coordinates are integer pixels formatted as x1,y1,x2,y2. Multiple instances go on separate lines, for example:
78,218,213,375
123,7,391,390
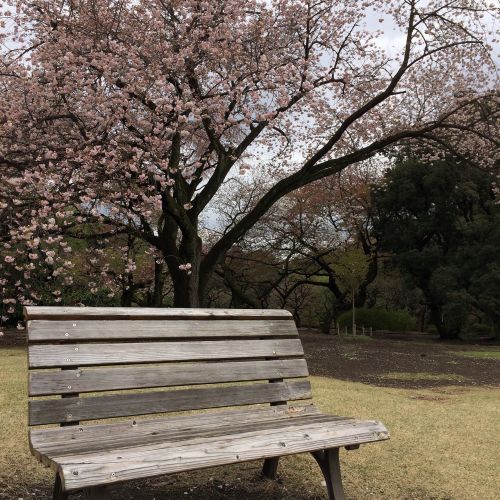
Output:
373,157,500,339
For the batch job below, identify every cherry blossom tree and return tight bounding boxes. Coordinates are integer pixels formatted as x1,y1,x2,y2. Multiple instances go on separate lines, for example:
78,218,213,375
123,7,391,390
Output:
0,0,498,308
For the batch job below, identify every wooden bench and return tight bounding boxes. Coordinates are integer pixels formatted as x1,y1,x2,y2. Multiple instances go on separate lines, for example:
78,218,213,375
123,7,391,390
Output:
25,306,389,499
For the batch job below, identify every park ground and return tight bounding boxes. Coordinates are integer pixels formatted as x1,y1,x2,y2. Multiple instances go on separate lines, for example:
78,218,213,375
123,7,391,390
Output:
0,331,499,499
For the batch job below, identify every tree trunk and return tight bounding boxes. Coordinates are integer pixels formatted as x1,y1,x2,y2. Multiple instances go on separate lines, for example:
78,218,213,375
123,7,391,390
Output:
355,253,378,308
293,310,302,328
418,305,427,332
320,313,333,334
428,303,459,340
187,268,201,307
169,235,203,308
151,261,165,307
120,274,134,307
172,268,201,307
220,265,260,308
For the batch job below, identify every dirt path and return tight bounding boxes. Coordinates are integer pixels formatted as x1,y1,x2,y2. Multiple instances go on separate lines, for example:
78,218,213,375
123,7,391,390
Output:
300,329,500,389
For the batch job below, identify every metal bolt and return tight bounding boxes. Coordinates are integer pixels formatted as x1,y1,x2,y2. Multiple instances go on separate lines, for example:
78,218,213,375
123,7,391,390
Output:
67,385,72,390
65,333,69,337
67,414,72,418
74,347,79,351
76,371,81,377
66,358,71,362
72,471,79,476
72,323,76,327
111,473,116,478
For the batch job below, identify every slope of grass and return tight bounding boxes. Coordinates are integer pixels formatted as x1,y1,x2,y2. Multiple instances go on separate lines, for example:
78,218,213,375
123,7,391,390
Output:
1,347,499,499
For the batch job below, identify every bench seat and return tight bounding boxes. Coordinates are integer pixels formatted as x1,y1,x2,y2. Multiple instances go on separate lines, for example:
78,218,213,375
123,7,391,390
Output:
30,405,388,491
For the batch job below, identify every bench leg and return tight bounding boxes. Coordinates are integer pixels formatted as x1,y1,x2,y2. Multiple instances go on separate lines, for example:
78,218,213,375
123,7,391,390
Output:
53,473,68,500
311,448,346,500
84,486,110,499
262,457,280,479
83,486,110,499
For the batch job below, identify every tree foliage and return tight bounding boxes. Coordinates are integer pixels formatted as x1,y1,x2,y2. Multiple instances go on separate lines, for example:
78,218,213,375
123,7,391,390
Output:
373,158,500,339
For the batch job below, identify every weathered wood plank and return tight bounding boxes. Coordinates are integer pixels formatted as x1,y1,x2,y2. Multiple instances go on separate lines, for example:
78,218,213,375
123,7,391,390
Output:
56,419,389,490
34,414,345,458
29,359,309,396
28,319,298,342
31,405,321,469
24,307,292,321
29,380,312,425
30,405,319,446
28,339,304,368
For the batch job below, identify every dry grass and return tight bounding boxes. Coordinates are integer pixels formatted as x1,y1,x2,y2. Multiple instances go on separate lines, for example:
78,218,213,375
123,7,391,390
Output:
450,349,500,361
1,346,499,499
378,371,469,382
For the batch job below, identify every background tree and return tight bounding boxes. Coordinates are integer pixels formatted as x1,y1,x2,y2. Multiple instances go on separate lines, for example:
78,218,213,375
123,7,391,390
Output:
334,248,370,334
210,163,381,329
373,157,500,339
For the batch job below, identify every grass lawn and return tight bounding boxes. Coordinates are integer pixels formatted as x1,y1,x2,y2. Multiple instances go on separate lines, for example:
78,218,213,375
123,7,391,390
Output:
1,346,499,499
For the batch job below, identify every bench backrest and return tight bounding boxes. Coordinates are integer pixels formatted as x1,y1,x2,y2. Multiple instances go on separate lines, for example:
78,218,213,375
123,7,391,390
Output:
25,307,311,427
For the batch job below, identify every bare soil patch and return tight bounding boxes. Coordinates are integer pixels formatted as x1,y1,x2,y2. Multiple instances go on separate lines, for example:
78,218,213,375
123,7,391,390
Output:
300,329,500,389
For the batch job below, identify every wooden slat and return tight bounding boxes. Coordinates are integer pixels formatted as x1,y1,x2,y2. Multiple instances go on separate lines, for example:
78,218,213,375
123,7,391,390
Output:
27,319,298,342
29,359,309,396
56,419,389,490
30,405,320,446
32,413,342,459
28,339,304,368
29,380,312,425
24,306,292,321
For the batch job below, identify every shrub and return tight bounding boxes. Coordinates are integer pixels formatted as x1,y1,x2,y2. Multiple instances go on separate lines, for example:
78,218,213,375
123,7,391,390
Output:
338,308,416,332
467,323,494,337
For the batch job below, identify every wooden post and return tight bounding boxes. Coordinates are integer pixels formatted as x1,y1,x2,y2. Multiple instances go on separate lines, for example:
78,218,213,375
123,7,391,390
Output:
351,288,355,336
